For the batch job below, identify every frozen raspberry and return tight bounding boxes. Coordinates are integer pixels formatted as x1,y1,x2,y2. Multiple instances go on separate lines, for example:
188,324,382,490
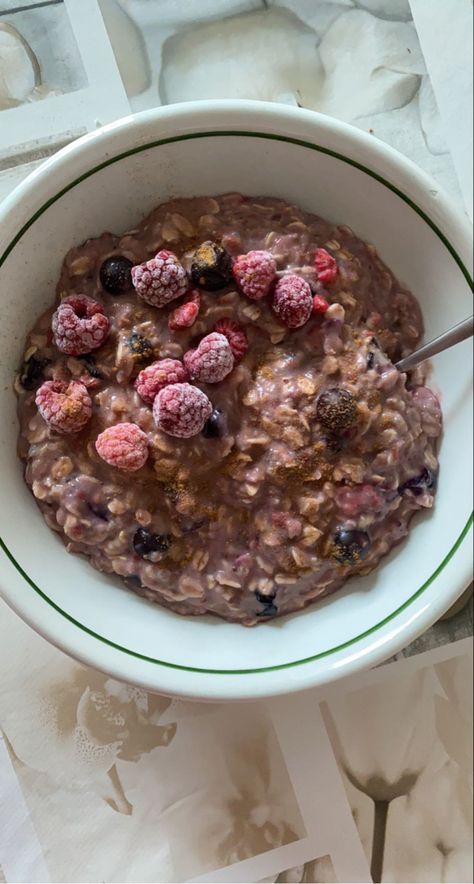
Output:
52,296,110,356
232,250,277,300
315,248,338,284
35,379,92,434
168,290,200,330
153,383,212,438
135,358,188,404
272,275,312,328
95,423,149,471
184,332,234,383
131,250,188,308
312,293,330,315
214,319,248,362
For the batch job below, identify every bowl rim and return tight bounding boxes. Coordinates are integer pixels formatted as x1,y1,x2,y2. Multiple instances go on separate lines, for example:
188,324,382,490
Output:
0,100,472,698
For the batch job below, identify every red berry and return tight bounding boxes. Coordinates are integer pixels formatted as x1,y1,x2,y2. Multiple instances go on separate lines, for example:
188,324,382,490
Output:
135,358,188,404
183,332,234,383
312,293,330,315
35,379,92,434
168,291,201,330
52,296,110,356
232,250,277,300
95,423,149,471
153,383,212,438
272,275,313,328
315,248,338,284
214,318,248,362
131,250,188,308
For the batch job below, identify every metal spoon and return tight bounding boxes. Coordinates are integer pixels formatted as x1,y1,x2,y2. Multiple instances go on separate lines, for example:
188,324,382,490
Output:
395,315,474,373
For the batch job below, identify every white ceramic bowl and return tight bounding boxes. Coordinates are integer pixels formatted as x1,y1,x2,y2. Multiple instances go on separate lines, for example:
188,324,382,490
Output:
0,102,472,700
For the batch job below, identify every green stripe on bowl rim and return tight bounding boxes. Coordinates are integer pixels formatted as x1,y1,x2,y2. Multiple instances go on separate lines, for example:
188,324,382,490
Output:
1,130,473,675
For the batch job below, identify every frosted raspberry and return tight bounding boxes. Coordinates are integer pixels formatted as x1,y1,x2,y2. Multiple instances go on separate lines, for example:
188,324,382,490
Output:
135,358,188,404
168,290,200,330
35,379,92,434
315,248,338,284
183,332,234,383
214,318,248,362
131,250,187,307
272,275,313,328
95,423,149,471
232,250,276,300
153,383,212,438
313,293,330,315
52,296,110,356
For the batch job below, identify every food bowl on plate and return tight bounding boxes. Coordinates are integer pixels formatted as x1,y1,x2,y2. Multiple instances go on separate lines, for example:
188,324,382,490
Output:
0,101,472,700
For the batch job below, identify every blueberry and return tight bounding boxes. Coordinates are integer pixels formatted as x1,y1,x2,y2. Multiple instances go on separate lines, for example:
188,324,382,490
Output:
366,351,375,370
202,408,223,438
133,528,171,559
190,241,232,291
400,468,438,496
332,528,371,565
316,387,358,433
255,589,278,617
100,256,133,294
79,354,102,378
20,355,50,390
126,333,154,365
87,501,109,521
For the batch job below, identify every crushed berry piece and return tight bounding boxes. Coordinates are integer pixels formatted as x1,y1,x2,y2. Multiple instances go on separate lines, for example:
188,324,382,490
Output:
214,318,248,362
168,291,200,330
315,248,338,283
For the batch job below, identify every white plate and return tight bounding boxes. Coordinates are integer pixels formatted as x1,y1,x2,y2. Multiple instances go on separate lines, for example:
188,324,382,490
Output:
0,101,472,699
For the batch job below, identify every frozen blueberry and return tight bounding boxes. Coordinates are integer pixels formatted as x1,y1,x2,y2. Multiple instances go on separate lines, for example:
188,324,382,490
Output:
126,333,154,365
255,590,278,617
202,408,223,438
20,355,50,390
316,387,358,433
332,528,371,565
400,468,438,496
100,256,133,294
190,241,232,291
133,528,171,559
79,354,102,378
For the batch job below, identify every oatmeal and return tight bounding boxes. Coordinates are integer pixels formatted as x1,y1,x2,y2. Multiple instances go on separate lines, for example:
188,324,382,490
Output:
16,194,442,624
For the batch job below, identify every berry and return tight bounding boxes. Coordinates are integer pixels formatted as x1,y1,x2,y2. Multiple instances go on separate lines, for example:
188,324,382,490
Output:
332,528,370,565
316,387,358,432
168,291,200,330
153,383,212,438
125,333,155,366
214,318,248,362
100,256,133,294
184,332,234,384
35,379,92,434
336,484,384,517
190,241,232,291
95,423,149,471
133,527,171,560
315,248,338,284
135,358,188,404
312,293,330,315
232,250,276,300
272,275,313,328
202,407,223,438
255,590,278,617
52,296,110,356
20,354,50,390
78,354,102,379
131,250,187,307
400,467,438,496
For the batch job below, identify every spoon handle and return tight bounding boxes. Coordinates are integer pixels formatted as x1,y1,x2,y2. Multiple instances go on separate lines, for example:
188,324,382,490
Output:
395,315,474,373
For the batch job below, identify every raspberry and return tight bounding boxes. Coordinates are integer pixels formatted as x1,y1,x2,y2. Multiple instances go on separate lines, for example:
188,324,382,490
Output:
315,248,338,284
153,383,212,438
52,296,110,356
35,379,92,434
131,250,188,308
214,319,248,362
95,423,149,471
135,358,188,404
232,250,276,300
272,275,313,328
184,332,234,383
168,291,200,330
313,293,330,315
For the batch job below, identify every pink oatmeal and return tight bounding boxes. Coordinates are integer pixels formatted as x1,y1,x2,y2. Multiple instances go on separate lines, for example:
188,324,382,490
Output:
16,193,441,625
